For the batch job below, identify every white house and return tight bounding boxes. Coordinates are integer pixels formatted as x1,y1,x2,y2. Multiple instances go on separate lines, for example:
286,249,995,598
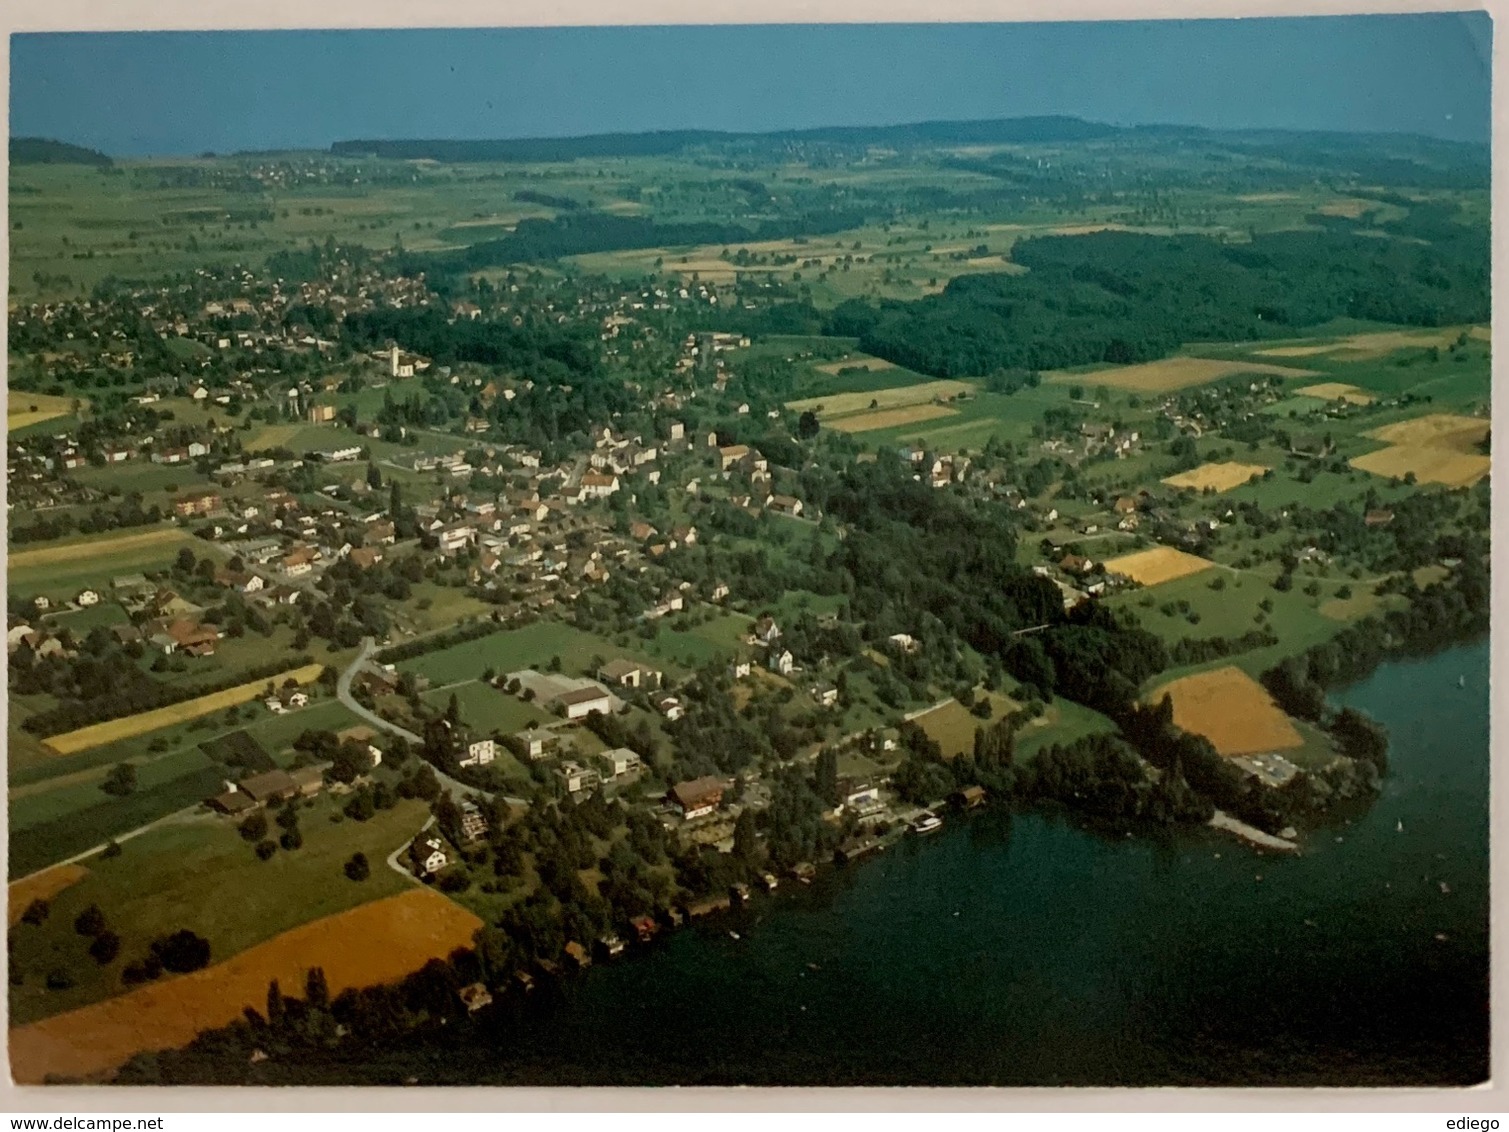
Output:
597,747,643,780
768,649,795,676
458,738,496,768
555,685,613,720
76,590,101,607
410,833,448,876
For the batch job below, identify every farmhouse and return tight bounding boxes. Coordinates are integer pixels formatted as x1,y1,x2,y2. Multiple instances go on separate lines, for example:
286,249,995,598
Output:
669,776,724,820
768,648,795,676
237,769,300,805
409,832,450,876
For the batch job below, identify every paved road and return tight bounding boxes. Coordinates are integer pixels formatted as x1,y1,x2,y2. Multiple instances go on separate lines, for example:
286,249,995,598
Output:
337,638,528,807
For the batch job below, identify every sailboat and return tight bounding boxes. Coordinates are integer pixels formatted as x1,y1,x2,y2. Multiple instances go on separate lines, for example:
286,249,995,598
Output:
1397,820,1404,833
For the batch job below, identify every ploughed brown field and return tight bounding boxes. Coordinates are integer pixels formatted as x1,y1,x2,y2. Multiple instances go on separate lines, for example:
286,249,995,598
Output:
9,889,482,1084
1147,666,1304,758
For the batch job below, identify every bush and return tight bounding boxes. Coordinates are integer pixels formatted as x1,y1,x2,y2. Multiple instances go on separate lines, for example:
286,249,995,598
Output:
150,929,211,974
279,829,303,851
89,930,122,965
122,955,163,985
20,899,49,926
239,811,269,842
45,967,76,991
254,839,278,861
73,904,106,937
344,852,371,882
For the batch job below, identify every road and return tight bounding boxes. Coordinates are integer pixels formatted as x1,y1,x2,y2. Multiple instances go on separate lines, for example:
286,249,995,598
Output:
337,638,528,807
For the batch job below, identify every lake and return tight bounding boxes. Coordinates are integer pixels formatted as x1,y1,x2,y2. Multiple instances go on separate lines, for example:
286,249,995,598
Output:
338,638,1493,1087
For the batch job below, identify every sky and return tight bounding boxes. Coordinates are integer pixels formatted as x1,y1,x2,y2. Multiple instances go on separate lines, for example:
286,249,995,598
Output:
8,15,1492,156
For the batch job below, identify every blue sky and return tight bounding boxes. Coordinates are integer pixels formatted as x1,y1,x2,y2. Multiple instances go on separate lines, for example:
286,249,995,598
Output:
9,16,1492,156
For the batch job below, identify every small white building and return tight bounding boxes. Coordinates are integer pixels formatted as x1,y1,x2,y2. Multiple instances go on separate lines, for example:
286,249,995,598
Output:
597,747,643,780
458,738,496,768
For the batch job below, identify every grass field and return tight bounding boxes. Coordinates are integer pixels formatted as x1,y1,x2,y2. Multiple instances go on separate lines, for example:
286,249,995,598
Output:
43,664,326,755
1161,462,1270,493
401,621,672,685
8,792,435,1029
912,691,1019,759
1045,356,1318,394
1146,666,1304,757
11,888,479,1083
1103,546,1216,587
1013,697,1119,762
421,679,553,736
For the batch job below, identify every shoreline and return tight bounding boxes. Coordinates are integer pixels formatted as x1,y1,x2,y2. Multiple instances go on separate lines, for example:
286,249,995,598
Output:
1208,809,1299,853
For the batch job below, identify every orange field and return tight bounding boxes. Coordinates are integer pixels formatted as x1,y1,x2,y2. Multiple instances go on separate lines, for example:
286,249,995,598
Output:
1295,382,1375,405
10,889,482,1084
1103,546,1216,586
826,404,959,433
1161,461,1270,493
1349,413,1491,488
8,865,88,926
1045,356,1318,393
1148,666,1304,758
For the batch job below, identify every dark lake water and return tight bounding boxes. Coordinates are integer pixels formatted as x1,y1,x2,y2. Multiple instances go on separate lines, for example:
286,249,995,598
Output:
354,639,1491,1087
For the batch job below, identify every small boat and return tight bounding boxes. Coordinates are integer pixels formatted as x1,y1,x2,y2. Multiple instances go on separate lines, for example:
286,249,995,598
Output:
1440,881,1452,894
1459,675,1467,688
1397,821,1404,833
729,930,741,941
910,812,944,835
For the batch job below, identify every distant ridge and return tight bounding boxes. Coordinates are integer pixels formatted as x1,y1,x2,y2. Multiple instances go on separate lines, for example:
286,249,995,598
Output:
330,115,1119,162
10,137,113,167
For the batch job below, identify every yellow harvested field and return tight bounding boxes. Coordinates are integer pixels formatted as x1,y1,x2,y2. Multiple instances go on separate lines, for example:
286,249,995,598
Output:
1162,461,1270,493
8,865,88,926
43,664,326,755
1350,446,1490,489
786,379,974,418
9,527,195,572
1349,413,1491,488
1255,327,1468,361
1236,192,1297,202
1295,382,1375,405
1147,666,1304,758
1365,413,1490,450
814,356,897,375
827,404,959,433
10,889,482,1084
1045,357,1318,394
1103,546,1216,587
9,392,82,432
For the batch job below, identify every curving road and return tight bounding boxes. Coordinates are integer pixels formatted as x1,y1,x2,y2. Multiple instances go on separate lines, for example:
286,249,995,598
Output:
338,638,528,807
